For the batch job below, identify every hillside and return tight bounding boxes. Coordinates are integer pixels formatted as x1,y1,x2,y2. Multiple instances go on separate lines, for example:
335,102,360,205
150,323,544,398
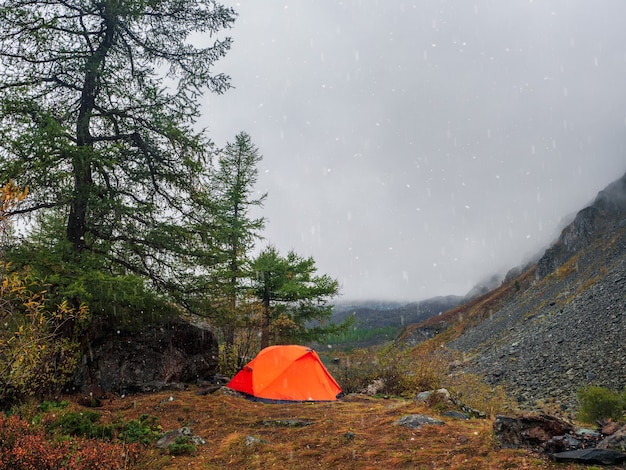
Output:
402,170,626,414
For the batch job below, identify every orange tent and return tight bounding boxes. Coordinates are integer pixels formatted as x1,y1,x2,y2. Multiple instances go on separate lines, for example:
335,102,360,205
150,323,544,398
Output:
226,345,343,402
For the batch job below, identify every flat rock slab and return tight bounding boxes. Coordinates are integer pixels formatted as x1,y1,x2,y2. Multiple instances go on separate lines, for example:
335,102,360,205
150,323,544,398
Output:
552,448,626,465
396,414,445,429
258,419,314,427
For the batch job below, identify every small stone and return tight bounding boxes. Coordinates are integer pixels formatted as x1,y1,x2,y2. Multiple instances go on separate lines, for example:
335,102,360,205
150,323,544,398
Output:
245,436,264,446
189,435,206,446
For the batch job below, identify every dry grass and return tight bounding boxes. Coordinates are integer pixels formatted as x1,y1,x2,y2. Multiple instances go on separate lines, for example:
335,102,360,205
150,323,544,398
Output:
58,388,593,470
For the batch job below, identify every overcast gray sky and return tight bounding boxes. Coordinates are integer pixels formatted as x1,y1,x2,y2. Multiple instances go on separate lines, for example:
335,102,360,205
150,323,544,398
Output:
201,0,626,302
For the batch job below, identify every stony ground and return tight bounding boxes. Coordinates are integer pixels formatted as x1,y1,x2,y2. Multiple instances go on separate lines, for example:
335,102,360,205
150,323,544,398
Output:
446,177,626,415
449,242,626,416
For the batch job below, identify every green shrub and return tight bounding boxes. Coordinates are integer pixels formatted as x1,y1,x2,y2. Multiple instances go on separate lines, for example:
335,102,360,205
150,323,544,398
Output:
38,399,69,413
119,414,161,445
375,343,451,397
577,386,626,423
168,436,197,455
48,410,160,443
52,410,114,439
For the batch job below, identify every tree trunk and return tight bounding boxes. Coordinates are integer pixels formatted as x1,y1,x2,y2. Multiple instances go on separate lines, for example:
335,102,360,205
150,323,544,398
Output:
67,151,92,251
66,3,117,252
221,324,235,349
260,292,271,349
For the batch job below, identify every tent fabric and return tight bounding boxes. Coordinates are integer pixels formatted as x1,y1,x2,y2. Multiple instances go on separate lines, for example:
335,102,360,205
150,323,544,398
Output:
226,345,343,402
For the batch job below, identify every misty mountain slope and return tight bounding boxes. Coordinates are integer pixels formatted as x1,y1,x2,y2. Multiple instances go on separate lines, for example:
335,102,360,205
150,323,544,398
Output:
414,171,626,412
332,296,464,330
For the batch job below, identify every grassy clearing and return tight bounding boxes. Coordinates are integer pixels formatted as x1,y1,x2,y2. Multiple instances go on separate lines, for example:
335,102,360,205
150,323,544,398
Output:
58,389,589,470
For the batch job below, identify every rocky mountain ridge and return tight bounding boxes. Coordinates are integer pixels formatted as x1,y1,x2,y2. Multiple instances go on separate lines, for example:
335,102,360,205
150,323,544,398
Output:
405,170,626,414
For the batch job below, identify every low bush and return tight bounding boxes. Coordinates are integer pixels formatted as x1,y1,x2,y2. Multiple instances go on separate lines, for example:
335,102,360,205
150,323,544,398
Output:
577,385,626,423
373,343,449,397
168,436,197,456
52,409,111,439
444,372,515,417
327,340,516,416
48,409,160,444
327,341,451,398
0,412,140,470
120,414,161,445
326,348,379,394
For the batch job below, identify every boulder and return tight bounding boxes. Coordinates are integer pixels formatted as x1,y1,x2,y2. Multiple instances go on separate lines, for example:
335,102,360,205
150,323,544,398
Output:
598,425,626,452
362,378,385,396
414,388,452,405
493,413,626,461
493,414,574,449
71,317,218,395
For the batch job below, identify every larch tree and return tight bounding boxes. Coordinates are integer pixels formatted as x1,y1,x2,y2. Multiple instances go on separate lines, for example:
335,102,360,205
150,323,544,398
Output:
0,0,236,293
251,246,342,349
193,132,266,349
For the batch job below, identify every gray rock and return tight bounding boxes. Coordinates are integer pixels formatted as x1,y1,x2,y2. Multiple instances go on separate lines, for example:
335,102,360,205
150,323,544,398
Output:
545,434,581,453
574,428,600,439
598,426,626,452
442,410,469,420
156,427,206,449
396,414,445,429
414,388,451,404
189,435,206,446
245,436,264,446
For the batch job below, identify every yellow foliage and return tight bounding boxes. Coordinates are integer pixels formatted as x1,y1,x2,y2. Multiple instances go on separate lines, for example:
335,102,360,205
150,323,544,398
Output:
0,266,91,402
0,180,28,214
0,181,90,403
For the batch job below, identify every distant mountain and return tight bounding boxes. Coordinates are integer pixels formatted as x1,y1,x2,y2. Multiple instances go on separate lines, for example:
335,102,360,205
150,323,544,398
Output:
332,296,464,331
400,170,626,413
329,269,521,336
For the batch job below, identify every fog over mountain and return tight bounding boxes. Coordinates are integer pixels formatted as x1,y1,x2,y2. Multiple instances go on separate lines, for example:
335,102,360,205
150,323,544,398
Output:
200,1,626,301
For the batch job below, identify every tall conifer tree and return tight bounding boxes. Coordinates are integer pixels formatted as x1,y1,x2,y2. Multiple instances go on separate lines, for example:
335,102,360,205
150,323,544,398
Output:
0,0,236,291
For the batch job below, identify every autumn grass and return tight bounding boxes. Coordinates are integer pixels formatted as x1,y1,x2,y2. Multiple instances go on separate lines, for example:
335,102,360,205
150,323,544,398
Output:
32,388,591,470
3,386,603,469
